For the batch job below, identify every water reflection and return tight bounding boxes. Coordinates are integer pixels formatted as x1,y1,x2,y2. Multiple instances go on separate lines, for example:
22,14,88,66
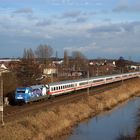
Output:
67,97,140,140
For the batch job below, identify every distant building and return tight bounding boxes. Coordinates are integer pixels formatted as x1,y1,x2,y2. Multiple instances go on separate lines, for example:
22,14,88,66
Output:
53,60,63,65
130,65,140,70
0,58,20,63
0,64,8,70
43,66,57,75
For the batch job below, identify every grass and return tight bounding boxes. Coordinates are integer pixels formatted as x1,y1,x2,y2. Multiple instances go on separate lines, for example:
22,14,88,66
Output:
1,78,140,140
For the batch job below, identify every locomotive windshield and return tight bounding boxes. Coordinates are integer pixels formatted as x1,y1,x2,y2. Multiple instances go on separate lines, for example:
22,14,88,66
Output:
16,90,25,93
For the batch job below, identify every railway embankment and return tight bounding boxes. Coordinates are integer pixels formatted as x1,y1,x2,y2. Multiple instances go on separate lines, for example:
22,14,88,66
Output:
1,78,140,140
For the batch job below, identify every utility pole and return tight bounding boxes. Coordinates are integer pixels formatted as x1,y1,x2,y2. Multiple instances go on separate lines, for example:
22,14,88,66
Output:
51,72,53,83
0,69,9,126
87,70,89,96
0,73,4,126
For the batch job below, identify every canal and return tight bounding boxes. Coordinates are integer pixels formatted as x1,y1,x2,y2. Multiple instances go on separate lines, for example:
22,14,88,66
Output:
63,97,140,140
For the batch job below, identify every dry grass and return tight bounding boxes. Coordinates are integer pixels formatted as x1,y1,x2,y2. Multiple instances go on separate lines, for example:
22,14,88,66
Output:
1,78,140,140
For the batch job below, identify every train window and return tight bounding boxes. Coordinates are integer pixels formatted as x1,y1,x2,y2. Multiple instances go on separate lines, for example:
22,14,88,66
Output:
51,88,53,91
116,77,120,78
79,82,88,86
94,79,103,82
106,78,112,80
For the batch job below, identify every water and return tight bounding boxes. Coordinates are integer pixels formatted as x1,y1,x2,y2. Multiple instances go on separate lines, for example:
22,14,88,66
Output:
66,97,140,140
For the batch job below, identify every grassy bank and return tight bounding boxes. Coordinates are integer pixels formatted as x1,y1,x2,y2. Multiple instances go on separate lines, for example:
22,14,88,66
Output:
1,79,140,140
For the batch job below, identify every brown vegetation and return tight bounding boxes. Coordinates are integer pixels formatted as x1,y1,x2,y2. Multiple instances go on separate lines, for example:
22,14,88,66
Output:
2,72,17,97
1,79,140,140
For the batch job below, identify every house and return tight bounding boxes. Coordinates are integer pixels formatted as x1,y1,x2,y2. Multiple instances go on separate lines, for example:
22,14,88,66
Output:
130,65,140,70
43,65,57,75
0,64,8,70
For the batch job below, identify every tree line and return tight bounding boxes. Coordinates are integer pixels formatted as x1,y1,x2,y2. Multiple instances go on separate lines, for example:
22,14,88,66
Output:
10,44,131,87
13,44,88,86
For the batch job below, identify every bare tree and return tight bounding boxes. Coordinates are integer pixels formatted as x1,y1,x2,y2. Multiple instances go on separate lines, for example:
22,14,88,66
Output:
23,48,27,59
116,56,127,73
14,48,42,86
23,48,34,60
35,44,53,64
64,50,69,66
72,51,88,71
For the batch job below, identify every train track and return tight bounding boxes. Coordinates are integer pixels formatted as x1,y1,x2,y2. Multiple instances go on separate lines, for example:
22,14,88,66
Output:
3,79,132,122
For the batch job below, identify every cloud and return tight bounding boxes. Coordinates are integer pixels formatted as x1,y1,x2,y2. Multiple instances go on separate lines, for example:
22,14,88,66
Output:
1,3,140,60
88,24,122,34
103,18,112,22
113,0,128,12
87,22,140,34
113,0,140,12
61,11,81,18
59,11,96,24
64,42,98,53
65,16,88,24
43,0,101,6
95,2,103,6
36,19,53,27
13,8,33,14
75,17,87,23
60,10,97,19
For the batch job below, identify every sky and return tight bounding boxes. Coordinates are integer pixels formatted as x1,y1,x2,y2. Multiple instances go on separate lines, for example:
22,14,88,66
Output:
0,0,140,61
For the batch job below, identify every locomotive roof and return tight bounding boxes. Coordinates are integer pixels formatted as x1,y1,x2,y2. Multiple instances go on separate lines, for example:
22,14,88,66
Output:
48,73,130,87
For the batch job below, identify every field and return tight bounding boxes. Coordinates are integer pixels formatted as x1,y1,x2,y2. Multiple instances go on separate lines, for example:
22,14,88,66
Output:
1,78,140,140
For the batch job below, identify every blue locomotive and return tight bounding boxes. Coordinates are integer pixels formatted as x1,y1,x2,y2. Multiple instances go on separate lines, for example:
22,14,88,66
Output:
15,85,49,104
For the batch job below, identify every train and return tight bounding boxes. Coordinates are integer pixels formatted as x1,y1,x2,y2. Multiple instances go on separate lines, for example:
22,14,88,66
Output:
15,71,140,104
